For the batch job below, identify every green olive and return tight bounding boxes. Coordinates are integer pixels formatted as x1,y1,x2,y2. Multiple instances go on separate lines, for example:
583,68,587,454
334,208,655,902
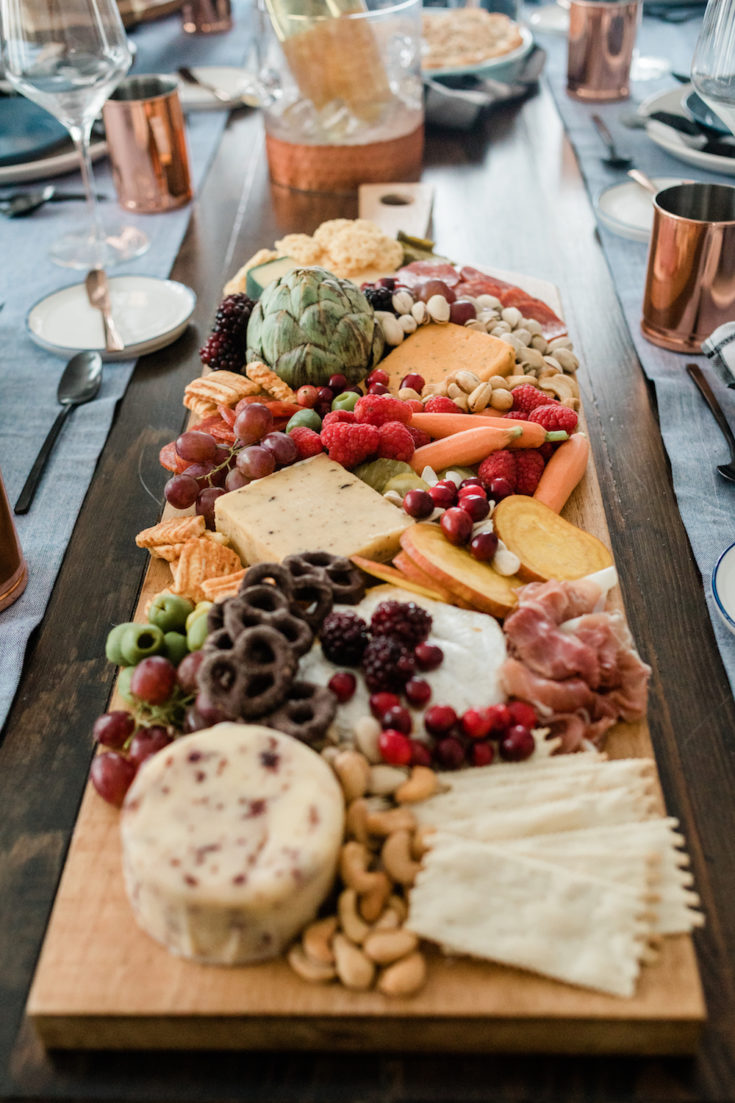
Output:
331,390,359,412
105,622,136,666
185,601,213,632
186,612,211,652
148,592,195,633
117,665,136,705
286,408,322,433
120,622,165,666
163,630,189,666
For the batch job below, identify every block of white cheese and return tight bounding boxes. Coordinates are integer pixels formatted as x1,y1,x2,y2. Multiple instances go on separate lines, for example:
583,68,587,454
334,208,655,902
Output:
120,723,344,965
215,453,413,565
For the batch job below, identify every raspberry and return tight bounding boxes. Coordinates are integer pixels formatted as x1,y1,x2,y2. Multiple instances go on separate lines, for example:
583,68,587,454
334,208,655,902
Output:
320,611,369,665
423,395,463,414
370,600,432,646
199,293,255,372
403,399,424,415
321,422,379,468
478,450,516,493
362,636,413,693
289,426,323,459
407,425,431,449
321,410,356,428
511,384,552,415
354,394,411,427
514,450,546,495
377,421,415,462
527,405,579,433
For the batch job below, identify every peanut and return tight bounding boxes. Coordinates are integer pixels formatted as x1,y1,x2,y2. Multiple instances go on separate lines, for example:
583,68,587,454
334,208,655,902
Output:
377,951,427,997
489,387,513,411
333,933,375,991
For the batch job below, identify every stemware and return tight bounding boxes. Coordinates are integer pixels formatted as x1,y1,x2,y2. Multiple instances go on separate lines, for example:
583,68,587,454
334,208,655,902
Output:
0,0,149,268
691,0,735,140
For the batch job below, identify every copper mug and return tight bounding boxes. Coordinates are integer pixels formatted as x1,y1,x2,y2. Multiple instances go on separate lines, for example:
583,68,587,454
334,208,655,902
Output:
0,467,28,613
102,76,192,214
567,0,640,102
641,183,735,354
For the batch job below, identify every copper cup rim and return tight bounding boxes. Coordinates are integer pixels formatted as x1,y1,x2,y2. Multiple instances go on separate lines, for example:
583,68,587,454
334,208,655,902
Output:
107,74,180,105
652,182,735,228
568,0,640,8
256,0,418,22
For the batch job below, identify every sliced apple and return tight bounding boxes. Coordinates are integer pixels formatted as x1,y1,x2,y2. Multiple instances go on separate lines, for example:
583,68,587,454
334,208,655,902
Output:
399,524,522,619
350,555,449,603
492,495,613,583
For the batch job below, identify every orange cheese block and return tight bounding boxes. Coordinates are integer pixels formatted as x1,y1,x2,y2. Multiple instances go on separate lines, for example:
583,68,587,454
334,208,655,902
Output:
380,323,515,393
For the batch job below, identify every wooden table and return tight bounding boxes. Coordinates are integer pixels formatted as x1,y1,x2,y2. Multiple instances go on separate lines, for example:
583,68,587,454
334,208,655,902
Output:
1,82,734,1103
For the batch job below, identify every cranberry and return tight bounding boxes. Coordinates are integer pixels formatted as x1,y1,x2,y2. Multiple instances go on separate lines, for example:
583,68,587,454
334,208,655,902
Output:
449,299,476,325
368,382,389,395
458,479,486,494
424,705,457,737
379,729,413,766
440,507,473,546
381,705,412,734
409,740,434,768
296,384,319,408
429,484,457,510
415,643,444,671
128,727,173,769
499,724,535,762
488,476,514,501
328,373,348,394
316,386,334,405
328,671,357,703
470,532,499,562
508,700,537,729
403,489,434,519
469,741,495,768
458,494,490,522
484,703,512,737
401,372,425,392
367,369,389,388
405,678,431,707
315,400,333,418
370,691,401,719
460,708,493,740
433,736,465,770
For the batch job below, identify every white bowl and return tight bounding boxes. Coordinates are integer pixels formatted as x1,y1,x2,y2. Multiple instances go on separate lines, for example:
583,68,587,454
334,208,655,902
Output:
712,541,735,636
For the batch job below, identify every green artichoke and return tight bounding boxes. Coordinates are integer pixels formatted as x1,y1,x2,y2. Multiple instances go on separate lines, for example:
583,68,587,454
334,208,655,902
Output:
246,266,385,389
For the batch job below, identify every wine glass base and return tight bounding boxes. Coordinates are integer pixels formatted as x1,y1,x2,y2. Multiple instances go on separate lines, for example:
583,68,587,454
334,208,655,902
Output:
49,224,150,269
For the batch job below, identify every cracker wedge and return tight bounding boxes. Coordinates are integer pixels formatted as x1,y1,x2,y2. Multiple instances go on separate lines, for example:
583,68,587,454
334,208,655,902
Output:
170,538,243,603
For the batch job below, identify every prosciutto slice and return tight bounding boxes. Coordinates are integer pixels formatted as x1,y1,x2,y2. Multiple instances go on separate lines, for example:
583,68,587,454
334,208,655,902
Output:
500,580,651,752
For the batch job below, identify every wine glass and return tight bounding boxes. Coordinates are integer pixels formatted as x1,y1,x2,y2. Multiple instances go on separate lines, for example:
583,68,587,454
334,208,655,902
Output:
0,0,149,268
691,0,735,139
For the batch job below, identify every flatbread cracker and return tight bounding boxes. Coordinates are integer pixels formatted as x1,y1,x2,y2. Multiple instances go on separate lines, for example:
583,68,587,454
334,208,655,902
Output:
170,538,243,604
136,515,206,551
245,361,297,403
408,835,652,998
200,569,247,601
183,370,259,418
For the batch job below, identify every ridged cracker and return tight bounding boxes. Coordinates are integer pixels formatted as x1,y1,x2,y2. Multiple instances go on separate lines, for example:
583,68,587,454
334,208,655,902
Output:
200,568,247,601
245,360,296,403
136,515,205,551
170,537,243,604
183,370,259,415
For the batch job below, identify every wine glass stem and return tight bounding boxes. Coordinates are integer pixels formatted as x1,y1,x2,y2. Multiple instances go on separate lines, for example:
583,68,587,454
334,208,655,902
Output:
69,121,106,267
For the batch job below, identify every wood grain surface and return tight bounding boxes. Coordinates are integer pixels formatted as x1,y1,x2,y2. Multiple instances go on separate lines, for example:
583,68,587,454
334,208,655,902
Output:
1,84,734,1101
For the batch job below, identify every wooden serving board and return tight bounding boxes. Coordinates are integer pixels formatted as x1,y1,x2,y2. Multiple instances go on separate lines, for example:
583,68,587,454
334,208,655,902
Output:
27,271,706,1053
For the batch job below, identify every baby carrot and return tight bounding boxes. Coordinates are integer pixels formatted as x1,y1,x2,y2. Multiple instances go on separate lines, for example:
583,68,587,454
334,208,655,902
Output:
410,424,522,473
533,433,590,513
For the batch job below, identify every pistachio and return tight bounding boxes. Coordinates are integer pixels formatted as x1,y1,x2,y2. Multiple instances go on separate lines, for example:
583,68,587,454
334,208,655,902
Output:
411,301,428,324
465,319,489,333
476,293,502,310
523,317,543,336
548,336,574,351
489,374,511,389
454,369,481,394
398,313,417,335
543,355,563,374
512,327,532,348
491,322,511,336
489,387,513,411
530,333,548,352
468,382,493,413
392,290,414,315
498,333,525,353
376,311,404,347
426,295,451,324
551,346,579,373
501,306,523,328
518,347,546,372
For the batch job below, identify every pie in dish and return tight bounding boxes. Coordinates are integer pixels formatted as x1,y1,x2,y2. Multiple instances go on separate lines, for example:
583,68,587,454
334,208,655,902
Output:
421,8,524,71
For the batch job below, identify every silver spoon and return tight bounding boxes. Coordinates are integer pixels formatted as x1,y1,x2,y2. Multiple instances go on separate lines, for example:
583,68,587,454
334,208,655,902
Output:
14,351,103,514
627,168,659,195
0,185,107,218
592,113,633,169
687,363,735,484
85,268,125,352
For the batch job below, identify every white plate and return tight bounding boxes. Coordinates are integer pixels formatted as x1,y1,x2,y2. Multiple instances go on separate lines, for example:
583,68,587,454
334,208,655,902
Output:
712,541,735,636
26,275,196,360
422,23,534,80
0,135,107,186
638,87,735,177
595,175,691,241
176,66,258,111
528,3,569,37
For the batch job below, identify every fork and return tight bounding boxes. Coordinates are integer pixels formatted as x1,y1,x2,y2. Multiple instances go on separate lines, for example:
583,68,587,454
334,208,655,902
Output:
177,66,238,105
687,363,735,483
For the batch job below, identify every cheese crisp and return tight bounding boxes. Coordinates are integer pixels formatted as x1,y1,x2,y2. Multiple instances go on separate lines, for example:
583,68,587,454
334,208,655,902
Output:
422,9,524,71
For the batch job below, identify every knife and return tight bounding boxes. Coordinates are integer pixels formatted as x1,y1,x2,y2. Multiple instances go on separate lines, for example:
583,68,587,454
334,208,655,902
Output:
646,110,735,157
84,268,125,353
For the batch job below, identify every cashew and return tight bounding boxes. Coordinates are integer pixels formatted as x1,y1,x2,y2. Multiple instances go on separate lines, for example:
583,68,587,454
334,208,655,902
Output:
333,933,375,991
339,841,385,894
368,764,409,797
489,387,513,411
387,893,408,922
468,382,493,413
333,749,371,802
411,829,430,861
359,871,392,922
302,915,338,965
338,888,370,944
377,951,427,997
398,387,421,403
382,829,422,886
505,374,539,389
538,373,578,405
374,905,402,930
345,797,369,844
353,715,382,763
395,765,438,804
493,541,522,577
365,806,417,837
363,928,419,965
287,943,336,984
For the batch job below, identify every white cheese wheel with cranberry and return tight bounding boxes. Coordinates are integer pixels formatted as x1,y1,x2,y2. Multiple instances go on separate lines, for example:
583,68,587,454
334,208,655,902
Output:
120,723,344,965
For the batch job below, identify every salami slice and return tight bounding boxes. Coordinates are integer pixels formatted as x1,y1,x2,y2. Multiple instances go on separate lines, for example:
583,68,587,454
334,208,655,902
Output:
159,442,189,474
190,415,237,444
396,261,462,288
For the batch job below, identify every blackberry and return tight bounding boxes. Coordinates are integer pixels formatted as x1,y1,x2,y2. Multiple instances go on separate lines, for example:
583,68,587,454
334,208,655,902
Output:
362,636,412,694
319,611,368,666
199,292,256,372
370,600,432,647
363,286,395,313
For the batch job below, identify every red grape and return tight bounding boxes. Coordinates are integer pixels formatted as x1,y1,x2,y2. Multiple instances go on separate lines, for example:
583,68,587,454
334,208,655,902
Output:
182,462,215,489
401,372,425,392
415,279,456,304
469,741,494,767
499,724,535,762
93,710,135,749
409,739,433,768
440,507,473,546
403,489,434,519
164,473,199,510
485,703,512,737
261,431,298,467
488,476,514,501
367,369,389,387
130,655,177,705
236,445,275,480
374,278,396,291
414,643,443,671
368,382,389,395
177,649,205,694
370,691,400,719
459,478,485,493
469,532,499,562
460,708,492,740
328,373,348,394
225,468,249,492
316,387,334,405
128,726,173,769
90,751,136,806
196,486,226,529
234,403,274,445
449,299,477,325
508,701,538,729
195,691,229,725
175,430,217,463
